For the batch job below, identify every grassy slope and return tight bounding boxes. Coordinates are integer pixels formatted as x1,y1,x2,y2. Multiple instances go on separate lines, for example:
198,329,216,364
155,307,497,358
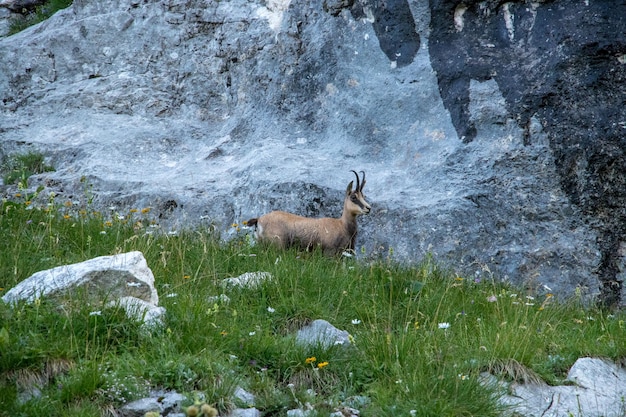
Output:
5,0,73,36
0,192,624,417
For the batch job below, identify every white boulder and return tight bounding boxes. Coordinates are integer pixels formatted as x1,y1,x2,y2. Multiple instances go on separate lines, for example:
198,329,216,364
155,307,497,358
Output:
2,251,158,305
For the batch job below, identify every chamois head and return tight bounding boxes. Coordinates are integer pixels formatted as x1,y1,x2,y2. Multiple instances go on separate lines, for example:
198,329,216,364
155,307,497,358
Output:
344,170,371,217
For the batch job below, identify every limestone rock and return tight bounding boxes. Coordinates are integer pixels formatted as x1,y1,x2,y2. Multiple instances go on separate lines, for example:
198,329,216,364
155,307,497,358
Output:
296,319,351,349
222,272,272,289
118,390,185,417
0,0,45,13
112,296,166,328
287,410,314,417
1,251,158,306
498,358,626,417
233,386,255,407
227,408,261,417
0,0,624,306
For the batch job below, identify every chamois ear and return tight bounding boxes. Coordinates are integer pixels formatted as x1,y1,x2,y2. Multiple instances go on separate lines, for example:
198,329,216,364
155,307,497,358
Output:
346,180,354,195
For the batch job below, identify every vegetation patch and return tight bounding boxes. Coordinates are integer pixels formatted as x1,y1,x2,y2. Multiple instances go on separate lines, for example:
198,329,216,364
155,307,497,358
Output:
0,193,624,416
6,0,73,36
1,151,54,187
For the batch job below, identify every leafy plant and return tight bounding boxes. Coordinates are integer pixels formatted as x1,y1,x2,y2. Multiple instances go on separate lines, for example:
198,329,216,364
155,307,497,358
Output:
1,151,54,187
6,0,73,36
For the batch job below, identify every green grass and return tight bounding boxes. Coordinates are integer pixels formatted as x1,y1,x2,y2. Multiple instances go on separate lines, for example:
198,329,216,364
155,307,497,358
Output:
6,0,73,36
1,151,54,187
0,193,625,416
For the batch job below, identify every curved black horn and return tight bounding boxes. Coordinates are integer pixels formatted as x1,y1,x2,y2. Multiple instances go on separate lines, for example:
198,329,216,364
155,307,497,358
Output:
359,171,366,191
351,170,360,192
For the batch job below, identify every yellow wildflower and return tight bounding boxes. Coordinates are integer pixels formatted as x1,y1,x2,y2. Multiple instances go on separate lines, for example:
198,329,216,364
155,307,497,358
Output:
141,207,151,214
201,404,218,417
305,356,316,364
317,361,329,369
186,405,199,417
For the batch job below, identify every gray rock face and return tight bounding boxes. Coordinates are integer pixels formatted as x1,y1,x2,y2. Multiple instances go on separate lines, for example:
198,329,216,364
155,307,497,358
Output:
428,0,626,306
0,0,623,304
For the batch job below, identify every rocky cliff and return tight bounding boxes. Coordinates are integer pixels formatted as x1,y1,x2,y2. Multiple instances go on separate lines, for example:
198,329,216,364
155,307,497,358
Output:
0,0,624,305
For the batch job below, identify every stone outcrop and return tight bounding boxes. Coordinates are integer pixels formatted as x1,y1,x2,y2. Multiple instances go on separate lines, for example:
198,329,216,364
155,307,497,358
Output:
0,0,624,306
494,357,626,417
428,0,626,307
2,251,158,304
1,251,164,326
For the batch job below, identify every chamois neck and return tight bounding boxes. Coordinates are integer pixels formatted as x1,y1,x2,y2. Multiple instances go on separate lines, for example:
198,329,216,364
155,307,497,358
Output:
340,205,359,225
341,205,359,250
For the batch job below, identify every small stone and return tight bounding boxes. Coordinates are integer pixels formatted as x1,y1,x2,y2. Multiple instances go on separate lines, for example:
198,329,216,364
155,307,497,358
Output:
222,272,272,289
296,319,351,349
233,386,255,406
227,408,261,417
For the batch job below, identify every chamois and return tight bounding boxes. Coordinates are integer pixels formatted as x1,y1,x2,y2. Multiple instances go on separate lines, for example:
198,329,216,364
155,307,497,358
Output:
247,171,371,256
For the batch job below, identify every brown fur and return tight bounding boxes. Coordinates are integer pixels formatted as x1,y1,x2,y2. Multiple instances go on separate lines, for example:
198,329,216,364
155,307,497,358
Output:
247,171,371,256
